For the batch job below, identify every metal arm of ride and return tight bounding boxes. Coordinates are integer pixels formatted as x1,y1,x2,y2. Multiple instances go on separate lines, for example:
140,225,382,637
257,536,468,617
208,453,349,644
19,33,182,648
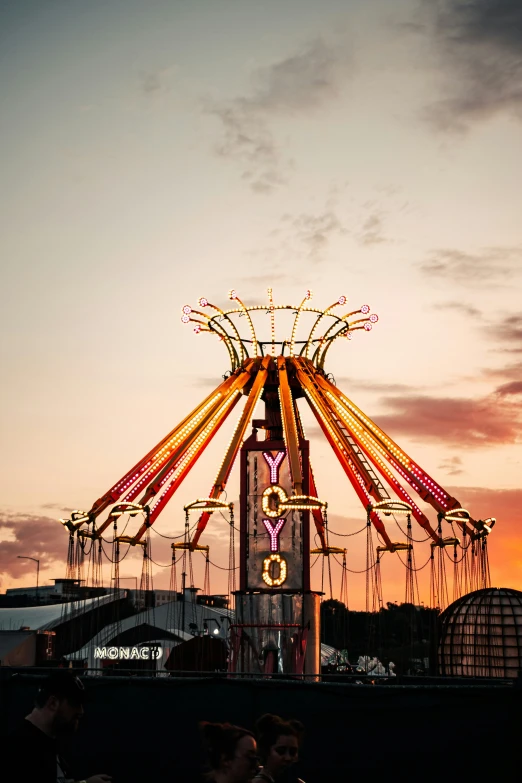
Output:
295,363,394,548
312,373,441,543
121,387,244,506
132,387,245,540
93,383,243,540
86,365,253,522
190,355,271,548
308,464,328,550
93,363,255,540
277,356,303,495
292,391,328,550
319,374,477,538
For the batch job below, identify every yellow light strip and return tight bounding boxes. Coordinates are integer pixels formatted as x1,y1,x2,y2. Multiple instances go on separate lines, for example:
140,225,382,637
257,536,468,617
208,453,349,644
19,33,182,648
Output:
289,290,312,357
229,290,258,357
100,368,253,540
140,384,244,505
321,375,453,509
324,390,425,519
121,392,226,501
371,500,412,516
296,368,384,510
314,306,369,362
149,392,241,507
184,498,232,512
209,355,271,496
199,299,246,364
268,287,276,356
131,388,243,541
182,304,239,369
277,356,303,494
304,296,345,360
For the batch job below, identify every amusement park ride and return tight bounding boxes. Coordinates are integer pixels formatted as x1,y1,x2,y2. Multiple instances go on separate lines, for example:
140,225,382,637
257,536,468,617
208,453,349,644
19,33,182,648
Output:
60,290,495,675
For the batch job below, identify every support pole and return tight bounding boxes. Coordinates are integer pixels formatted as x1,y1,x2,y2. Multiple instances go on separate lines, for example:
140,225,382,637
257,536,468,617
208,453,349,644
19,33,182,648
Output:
277,356,303,495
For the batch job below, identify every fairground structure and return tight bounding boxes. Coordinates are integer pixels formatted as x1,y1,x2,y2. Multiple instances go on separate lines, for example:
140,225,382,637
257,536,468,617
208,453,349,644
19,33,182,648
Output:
59,290,495,675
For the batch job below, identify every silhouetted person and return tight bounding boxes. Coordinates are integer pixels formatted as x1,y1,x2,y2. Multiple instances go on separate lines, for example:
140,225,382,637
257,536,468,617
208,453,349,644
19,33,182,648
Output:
7,671,112,783
200,721,259,783
253,714,305,783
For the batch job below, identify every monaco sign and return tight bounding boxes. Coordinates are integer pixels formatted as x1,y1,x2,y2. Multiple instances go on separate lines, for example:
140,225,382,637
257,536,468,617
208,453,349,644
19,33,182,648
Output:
94,645,163,661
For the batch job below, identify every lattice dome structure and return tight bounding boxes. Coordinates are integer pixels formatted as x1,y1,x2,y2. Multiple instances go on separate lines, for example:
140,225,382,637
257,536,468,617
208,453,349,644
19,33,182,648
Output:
438,588,522,678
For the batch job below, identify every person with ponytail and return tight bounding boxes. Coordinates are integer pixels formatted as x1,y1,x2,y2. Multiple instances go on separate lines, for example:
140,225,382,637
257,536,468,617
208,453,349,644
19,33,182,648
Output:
253,714,305,783
199,721,260,783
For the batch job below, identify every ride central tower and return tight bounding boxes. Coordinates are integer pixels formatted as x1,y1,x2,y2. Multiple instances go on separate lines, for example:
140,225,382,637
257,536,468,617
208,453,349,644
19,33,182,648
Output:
231,359,321,676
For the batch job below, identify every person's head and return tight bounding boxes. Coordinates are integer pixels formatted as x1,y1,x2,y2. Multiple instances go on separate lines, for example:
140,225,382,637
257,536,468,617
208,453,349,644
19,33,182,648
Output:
33,672,86,735
255,714,304,779
200,721,258,782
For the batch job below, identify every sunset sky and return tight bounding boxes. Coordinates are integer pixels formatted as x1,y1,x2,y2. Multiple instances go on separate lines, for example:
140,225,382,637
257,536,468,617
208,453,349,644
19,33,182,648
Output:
1,0,521,608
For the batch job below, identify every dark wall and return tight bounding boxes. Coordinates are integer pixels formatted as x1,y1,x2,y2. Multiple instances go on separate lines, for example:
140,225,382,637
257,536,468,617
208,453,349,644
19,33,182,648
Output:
1,671,519,782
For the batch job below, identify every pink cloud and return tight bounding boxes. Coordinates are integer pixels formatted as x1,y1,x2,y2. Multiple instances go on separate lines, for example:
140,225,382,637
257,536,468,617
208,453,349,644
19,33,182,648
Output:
0,512,67,581
373,393,522,446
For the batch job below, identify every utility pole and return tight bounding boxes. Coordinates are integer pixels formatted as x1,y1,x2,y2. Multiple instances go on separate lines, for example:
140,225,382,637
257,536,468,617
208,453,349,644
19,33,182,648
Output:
17,556,40,603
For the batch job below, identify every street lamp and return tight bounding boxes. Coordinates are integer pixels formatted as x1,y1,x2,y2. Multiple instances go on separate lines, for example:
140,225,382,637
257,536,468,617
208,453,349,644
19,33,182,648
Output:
17,556,40,604
203,618,222,636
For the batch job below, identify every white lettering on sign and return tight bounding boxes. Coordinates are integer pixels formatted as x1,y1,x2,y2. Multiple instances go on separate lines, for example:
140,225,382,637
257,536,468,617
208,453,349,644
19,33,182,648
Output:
263,451,286,484
262,518,286,551
94,646,163,661
245,447,302,590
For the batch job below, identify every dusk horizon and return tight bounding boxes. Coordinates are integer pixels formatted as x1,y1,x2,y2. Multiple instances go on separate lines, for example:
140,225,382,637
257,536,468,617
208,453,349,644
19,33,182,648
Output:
2,0,521,609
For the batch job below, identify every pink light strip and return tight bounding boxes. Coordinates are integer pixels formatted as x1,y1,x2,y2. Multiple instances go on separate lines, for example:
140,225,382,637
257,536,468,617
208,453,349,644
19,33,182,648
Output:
263,451,286,485
262,518,286,552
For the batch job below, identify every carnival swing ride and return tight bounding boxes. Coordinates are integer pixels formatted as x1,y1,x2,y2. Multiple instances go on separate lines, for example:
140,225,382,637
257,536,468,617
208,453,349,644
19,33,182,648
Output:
60,290,495,671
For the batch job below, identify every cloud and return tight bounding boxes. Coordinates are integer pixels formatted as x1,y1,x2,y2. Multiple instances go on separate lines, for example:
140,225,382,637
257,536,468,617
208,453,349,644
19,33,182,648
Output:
138,67,174,97
248,37,346,113
334,377,417,394
420,0,522,131
433,301,483,318
481,359,522,389
373,392,522,446
210,105,285,193
282,210,347,261
0,512,68,582
419,246,522,285
41,503,74,513
357,212,388,246
495,380,522,396
206,37,352,191
438,456,464,476
487,313,522,345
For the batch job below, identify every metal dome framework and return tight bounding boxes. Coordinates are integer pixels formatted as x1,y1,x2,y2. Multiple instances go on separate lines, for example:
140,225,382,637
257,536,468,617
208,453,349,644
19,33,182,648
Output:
439,588,522,678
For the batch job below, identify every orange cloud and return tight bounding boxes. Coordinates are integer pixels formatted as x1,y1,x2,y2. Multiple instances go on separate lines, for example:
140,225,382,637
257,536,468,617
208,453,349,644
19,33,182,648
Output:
0,512,67,582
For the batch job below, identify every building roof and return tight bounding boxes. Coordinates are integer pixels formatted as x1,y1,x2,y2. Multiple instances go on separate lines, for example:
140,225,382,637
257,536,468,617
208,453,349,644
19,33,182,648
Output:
0,592,124,632
69,597,233,665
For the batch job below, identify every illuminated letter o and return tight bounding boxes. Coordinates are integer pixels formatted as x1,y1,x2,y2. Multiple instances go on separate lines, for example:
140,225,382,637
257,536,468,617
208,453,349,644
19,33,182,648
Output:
262,485,288,519
262,553,288,587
